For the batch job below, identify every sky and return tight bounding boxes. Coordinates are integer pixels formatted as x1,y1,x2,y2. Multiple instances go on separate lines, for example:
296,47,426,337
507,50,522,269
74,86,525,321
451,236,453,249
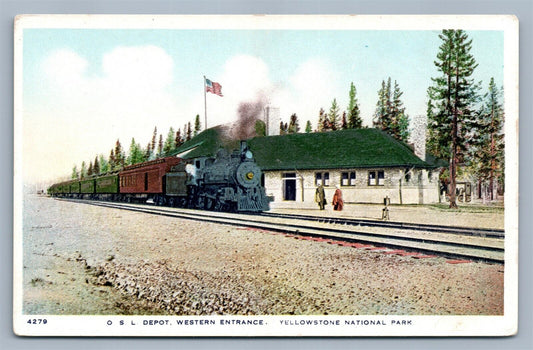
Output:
20,25,504,185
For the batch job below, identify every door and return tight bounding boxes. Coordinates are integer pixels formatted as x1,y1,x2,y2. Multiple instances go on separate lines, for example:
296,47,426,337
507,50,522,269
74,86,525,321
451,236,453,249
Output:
283,173,296,201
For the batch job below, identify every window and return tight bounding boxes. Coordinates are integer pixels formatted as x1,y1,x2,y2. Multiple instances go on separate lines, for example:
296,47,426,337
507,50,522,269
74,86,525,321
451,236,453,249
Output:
378,171,384,185
315,172,330,186
368,171,385,186
341,171,356,186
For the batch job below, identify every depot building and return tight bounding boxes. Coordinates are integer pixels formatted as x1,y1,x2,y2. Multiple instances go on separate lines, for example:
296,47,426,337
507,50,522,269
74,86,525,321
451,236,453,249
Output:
174,126,442,209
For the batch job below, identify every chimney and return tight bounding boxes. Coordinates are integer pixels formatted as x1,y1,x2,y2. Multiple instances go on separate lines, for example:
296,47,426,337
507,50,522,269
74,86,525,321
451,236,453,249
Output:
240,140,247,153
411,114,427,161
264,106,280,136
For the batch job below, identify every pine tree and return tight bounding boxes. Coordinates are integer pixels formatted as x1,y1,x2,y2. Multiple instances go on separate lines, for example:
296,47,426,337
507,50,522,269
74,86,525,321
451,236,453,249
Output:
186,122,192,141
341,111,347,130
113,139,125,170
374,77,410,139
279,121,289,135
288,114,300,134
163,127,176,156
328,98,340,131
157,134,163,158
144,143,152,161
99,154,109,174
93,156,100,175
398,114,410,142
80,161,87,179
347,82,363,128
254,120,266,137
373,80,389,129
322,115,331,131
151,126,157,153
426,96,439,157
108,149,115,172
71,165,79,179
385,77,392,129
470,78,504,200
175,129,184,149
317,108,326,132
194,115,201,136
87,161,93,176
305,120,312,133
127,138,144,165
428,29,480,208
390,80,410,142
144,126,157,161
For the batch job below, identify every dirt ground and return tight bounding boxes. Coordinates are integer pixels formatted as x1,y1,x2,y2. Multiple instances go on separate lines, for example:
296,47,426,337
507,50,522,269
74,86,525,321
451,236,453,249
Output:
271,202,505,230
20,195,504,316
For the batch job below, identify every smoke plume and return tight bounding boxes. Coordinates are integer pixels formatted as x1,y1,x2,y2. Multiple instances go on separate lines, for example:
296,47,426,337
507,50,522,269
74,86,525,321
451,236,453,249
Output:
230,94,268,140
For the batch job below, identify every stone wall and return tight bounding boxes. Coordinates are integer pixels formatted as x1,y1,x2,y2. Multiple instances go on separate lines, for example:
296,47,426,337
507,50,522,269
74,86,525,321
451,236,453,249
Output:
264,167,440,208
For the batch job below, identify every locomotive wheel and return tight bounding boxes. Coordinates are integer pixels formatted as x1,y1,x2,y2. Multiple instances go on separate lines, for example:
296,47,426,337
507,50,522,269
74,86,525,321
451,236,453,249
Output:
205,197,214,210
213,195,224,211
168,197,175,207
197,196,205,210
155,195,166,206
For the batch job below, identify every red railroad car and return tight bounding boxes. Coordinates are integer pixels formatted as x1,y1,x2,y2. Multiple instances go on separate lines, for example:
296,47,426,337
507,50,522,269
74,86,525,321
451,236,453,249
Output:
119,157,183,195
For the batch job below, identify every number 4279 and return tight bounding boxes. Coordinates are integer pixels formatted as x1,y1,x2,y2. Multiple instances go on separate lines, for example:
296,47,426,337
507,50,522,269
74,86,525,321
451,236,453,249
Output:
27,319,47,325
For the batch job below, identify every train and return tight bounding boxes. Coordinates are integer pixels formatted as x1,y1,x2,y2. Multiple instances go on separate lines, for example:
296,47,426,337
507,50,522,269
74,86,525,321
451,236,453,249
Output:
47,141,270,212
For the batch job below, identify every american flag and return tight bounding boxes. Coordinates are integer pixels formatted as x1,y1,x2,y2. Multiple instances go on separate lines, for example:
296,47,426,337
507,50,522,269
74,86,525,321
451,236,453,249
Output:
205,78,223,97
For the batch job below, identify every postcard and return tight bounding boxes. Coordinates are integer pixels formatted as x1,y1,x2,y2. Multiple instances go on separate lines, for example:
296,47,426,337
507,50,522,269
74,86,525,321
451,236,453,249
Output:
13,14,518,336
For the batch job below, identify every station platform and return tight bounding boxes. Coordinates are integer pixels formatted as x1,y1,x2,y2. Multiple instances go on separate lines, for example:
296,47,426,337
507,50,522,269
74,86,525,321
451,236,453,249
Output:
269,203,505,230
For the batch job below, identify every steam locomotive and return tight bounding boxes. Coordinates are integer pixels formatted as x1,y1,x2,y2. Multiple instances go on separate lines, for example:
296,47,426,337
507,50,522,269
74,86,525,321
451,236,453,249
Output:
48,141,270,213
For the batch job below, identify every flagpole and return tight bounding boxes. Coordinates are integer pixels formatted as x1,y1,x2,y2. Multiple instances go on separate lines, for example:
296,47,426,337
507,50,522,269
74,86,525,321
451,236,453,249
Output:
203,75,207,130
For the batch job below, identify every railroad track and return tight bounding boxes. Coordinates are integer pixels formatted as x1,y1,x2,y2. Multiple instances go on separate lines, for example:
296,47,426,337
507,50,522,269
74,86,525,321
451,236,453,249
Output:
58,198,505,264
259,212,505,238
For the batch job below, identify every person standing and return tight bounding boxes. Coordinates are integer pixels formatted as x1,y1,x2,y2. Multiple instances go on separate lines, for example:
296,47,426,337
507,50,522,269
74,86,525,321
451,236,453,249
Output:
315,184,326,210
332,185,343,211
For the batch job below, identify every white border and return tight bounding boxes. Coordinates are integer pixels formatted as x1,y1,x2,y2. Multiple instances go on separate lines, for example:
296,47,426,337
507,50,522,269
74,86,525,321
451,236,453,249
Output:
13,14,519,337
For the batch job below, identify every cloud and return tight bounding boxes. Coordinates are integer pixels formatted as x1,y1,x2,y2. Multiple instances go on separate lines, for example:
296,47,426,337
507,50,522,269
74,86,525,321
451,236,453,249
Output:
25,46,179,183
187,56,345,132
42,49,88,92
25,48,346,184
220,54,273,101
101,45,174,92
189,55,274,129
272,58,345,128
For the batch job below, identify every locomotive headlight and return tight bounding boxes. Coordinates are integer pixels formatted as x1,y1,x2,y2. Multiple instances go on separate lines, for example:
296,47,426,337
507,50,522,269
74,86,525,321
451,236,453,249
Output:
236,162,260,188
245,150,253,159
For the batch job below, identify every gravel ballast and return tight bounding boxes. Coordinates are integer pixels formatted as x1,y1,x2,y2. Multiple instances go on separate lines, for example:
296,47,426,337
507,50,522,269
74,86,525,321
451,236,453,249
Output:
21,195,504,316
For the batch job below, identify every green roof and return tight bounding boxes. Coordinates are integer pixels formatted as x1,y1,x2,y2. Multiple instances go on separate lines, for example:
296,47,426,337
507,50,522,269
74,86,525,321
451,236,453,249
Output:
173,127,435,170
172,126,239,159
